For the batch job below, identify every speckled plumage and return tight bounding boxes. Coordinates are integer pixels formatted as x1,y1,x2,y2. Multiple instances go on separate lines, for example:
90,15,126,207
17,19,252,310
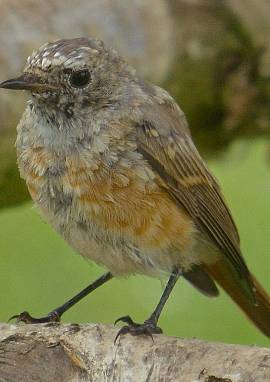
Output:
15,37,243,278
4,38,270,337
16,39,200,277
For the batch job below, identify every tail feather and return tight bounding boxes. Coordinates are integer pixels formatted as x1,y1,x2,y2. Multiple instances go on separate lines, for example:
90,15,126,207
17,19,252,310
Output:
203,258,270,338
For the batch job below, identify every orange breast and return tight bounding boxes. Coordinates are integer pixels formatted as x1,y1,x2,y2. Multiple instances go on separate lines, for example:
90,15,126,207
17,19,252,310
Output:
20,146,195,258
64,154,195,254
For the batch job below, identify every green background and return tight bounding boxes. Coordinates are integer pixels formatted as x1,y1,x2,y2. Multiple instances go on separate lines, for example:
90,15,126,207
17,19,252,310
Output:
0,140,269,347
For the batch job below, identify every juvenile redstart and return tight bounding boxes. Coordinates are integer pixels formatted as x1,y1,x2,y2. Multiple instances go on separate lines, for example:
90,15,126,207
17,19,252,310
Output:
1,38,269,339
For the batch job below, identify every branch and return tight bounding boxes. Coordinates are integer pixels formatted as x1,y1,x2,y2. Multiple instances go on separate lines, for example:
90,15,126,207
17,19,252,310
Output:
0,323,269,381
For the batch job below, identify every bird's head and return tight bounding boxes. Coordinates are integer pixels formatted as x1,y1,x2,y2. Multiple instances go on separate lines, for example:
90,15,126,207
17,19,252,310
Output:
0,38,135,116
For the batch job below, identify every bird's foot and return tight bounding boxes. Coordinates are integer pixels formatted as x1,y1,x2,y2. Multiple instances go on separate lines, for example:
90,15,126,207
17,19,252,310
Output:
114,315,162,343
9,310,60,324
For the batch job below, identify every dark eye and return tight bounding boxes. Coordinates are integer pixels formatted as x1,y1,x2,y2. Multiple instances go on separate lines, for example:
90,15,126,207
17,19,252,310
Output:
69,69,91,88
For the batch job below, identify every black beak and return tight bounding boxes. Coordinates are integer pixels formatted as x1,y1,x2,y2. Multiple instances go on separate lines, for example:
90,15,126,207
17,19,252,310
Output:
0,74,57,92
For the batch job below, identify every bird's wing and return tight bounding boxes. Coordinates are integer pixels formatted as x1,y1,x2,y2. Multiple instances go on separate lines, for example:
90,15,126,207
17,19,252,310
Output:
134,94,251,284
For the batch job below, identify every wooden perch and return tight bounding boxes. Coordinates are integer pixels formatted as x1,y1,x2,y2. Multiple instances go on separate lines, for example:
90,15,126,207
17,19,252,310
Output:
0,323,269,381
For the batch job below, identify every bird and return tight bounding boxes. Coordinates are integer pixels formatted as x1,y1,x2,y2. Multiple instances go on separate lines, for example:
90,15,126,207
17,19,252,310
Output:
0,37,270,340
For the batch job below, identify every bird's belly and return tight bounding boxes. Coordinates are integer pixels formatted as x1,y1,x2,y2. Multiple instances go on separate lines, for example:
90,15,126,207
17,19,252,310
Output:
54,215,176,277
33,181,199,277
20,148,199,276
54,217,199,277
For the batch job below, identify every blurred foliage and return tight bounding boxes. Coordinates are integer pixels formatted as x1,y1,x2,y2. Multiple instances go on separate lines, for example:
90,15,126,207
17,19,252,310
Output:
0,141,269,346
0,129,29,207
165,4,270,157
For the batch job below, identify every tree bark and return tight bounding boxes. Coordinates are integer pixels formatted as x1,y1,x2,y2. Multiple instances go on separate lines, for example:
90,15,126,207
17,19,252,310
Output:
0,323,269,382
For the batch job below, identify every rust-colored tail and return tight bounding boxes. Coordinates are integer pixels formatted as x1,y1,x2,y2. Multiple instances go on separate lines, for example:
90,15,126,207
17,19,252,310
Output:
203,259,270,338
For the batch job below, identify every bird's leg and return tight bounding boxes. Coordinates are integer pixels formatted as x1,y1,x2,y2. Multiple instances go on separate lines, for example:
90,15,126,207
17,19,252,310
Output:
115,269,180,341
9,272,113,324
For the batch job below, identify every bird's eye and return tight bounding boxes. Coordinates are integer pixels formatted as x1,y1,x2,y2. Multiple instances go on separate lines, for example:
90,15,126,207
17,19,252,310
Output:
69,69,91,88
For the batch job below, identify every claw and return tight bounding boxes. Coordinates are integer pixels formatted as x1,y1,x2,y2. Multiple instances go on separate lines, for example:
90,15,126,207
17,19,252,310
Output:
114,314,162,343
8,311,60,324
8,311,36,324
114,315,136,326
8,314,20,323
114,325,131,344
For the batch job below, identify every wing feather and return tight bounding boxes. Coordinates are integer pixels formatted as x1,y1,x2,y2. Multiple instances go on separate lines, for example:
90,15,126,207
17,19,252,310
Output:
135,97,251,283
